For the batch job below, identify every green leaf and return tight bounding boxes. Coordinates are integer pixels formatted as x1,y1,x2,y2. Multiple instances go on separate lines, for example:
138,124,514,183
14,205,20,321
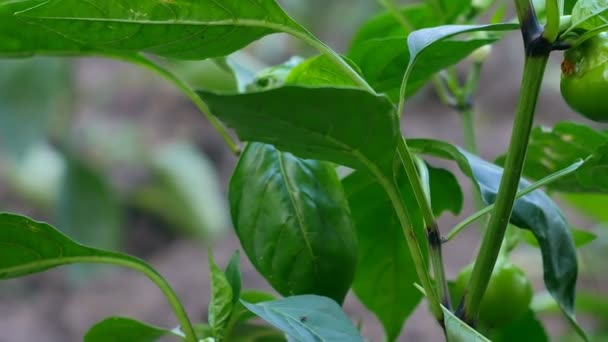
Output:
229,143,358,303
522,227,597,248
225,251,242,306
442,304,491,342
84,317,173,342
399,23,517,102
133,142,229,238
497,122,608,193
343,170,426,341
349,5,508,101
245,57,305,92
562,192,608,222
408,138,583,338
435,0,473,23
571,0,608,31
241,295,364,342
285,55,359,87
0,57,70,160
231,291,277,324
489,310,548,342
199,86,399,173
5,0,309,60
57,156,122,252
577,144,608,191
427,164,464,216
208,253,234,341
229,323,286,342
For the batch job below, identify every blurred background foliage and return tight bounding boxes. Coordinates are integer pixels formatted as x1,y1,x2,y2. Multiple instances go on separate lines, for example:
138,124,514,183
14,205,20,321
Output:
0,0,607,341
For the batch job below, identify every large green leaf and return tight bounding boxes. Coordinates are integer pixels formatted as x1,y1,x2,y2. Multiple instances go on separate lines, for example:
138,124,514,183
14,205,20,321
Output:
57,157,122,252
3,0,307,59
241,295,364,342
84,317,174,342
199,86,399,173
497,122,608,193
408,138,582,337
229,143,357,303
343,170,426,341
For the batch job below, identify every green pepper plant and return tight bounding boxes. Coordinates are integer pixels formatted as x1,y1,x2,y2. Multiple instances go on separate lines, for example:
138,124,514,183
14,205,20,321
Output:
1,0,608,341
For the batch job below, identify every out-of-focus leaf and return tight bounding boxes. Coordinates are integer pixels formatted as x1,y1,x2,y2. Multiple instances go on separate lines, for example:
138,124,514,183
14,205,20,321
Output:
229,143,357,303
161,58,238,92
409,138,583,339
85,317,173,342
521,227,597,248
0,57,70,160
57,156,122,252
427,164,463,216
242,295,364,342
571,0,608,31
562,193,608,223
343,169,426,341
133,142,228,239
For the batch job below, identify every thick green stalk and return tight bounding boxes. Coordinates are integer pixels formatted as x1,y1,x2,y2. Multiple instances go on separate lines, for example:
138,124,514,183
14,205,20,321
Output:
459,54,549,325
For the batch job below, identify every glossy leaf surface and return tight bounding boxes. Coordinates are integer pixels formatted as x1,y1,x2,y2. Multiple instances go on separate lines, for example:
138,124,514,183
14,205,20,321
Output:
229,143,357,303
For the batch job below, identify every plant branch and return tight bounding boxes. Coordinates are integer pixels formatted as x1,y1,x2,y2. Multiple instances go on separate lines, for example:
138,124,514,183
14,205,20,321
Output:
457,53,550,326
398,139,452,310
544,0,560,42
457,1,551,323
120,54,242,156
444,159,584,242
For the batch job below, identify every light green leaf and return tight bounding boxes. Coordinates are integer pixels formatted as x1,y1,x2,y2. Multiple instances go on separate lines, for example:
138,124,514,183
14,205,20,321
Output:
241,295,364,342
85,317,173,342
199,86,399,173
208,253,234,341
571,0,608,31
133,142,228,239
562,192,608,223
443,304,491,342
343,170,426,341
229,143,357,303
285,55,359,87
497,122,608,193
5,0,308,60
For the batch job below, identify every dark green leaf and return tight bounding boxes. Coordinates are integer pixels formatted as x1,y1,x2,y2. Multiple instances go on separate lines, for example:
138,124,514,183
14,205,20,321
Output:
408,138,582,336
241,295,364,342
225,250,242,306
229,143,357,303
0,57,70,160
490,310,548,342
0,213,160,280
5,0,308,59
427,164,463,216
208,253,234,340
229,323,286,342
84,317,172,342
199,86,399,173
343,170,426,341
497,122,608,193
443,304,490,342
565,0,579,14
